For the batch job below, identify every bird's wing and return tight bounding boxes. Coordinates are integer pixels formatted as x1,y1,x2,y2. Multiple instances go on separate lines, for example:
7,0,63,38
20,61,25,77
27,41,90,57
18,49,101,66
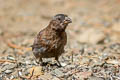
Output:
31,44,47,54
32,30,51,54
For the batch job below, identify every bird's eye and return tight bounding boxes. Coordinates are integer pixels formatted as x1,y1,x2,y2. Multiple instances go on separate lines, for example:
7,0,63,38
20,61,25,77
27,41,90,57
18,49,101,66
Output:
57,18,61,21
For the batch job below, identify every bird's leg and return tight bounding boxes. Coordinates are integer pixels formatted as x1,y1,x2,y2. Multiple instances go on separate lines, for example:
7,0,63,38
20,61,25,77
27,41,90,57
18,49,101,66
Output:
33,56,39,65
35,59,39,64
35,57,43,65
55,57,61,67
39,57,43,66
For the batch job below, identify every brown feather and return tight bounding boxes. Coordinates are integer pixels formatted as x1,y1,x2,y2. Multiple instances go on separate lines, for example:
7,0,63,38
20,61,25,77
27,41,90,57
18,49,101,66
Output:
32,14,72,66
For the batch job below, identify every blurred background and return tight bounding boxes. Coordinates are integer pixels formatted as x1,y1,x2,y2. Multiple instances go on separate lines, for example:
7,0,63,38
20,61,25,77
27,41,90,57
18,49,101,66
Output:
0,0,120,49
0,0,120,79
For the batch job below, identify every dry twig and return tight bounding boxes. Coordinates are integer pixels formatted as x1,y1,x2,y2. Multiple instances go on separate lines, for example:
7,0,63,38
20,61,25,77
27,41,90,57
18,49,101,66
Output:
0,59,16,63
6,41,32,51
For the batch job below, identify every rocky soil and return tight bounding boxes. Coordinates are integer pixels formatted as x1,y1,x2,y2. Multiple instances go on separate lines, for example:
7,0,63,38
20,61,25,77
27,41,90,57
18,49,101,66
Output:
0,0,120,80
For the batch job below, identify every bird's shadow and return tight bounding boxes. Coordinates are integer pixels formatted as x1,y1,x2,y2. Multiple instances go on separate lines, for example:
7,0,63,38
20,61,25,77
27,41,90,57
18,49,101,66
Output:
41,62,61,68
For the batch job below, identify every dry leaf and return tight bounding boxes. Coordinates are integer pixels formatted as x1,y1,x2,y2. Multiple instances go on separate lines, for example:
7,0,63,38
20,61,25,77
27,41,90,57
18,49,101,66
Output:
29,66,43,78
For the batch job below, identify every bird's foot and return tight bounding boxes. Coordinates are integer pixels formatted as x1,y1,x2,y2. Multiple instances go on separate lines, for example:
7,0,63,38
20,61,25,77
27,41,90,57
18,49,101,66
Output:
56,60,67,67
60,63,67,67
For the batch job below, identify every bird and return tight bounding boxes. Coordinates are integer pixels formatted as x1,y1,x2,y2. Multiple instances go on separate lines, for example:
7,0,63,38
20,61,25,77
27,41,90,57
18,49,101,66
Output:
31,14,72,66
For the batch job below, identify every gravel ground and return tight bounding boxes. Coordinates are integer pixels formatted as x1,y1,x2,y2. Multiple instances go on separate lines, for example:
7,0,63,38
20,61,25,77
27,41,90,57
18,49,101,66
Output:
0,0,120,80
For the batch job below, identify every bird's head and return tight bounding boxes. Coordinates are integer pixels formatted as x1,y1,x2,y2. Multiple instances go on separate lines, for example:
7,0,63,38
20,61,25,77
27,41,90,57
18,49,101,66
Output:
49,14,72,32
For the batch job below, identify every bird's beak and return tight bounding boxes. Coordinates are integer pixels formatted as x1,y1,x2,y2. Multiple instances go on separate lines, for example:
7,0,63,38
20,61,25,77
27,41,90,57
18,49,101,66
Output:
64,17,72,24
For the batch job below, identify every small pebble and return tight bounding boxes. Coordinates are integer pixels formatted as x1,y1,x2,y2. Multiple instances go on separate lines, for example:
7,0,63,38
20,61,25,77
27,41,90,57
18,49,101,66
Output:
5,70,13,74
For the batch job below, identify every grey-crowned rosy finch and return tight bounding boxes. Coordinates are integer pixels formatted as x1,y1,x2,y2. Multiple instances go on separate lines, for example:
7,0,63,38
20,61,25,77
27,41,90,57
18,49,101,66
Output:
31,14,72,66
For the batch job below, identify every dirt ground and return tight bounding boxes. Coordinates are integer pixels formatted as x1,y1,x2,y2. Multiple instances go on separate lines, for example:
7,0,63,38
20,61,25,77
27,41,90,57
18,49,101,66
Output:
0,0,120,80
